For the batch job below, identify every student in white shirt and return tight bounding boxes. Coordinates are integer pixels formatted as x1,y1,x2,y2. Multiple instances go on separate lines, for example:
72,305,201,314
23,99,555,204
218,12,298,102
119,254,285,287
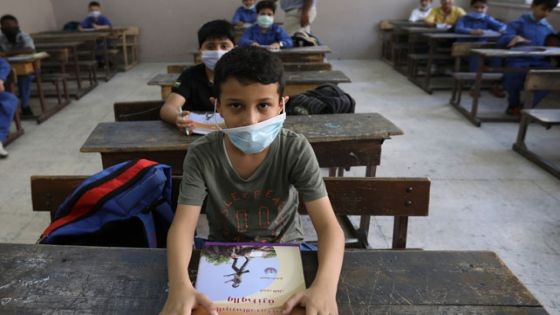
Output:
409,0,433,22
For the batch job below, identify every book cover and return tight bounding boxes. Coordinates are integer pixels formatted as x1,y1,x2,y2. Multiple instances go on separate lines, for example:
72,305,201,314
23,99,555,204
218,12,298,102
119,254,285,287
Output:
193,242,305,315
189,112,225,135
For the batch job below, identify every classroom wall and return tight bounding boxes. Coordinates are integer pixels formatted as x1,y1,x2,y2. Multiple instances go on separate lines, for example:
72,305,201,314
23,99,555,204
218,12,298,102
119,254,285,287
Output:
2,0,57,33
48,0,469,62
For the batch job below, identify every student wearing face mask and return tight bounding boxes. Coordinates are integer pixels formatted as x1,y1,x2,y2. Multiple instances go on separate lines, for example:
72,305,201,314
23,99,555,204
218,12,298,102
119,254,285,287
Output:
232,0,258,28
409,0,433,23
0,58,18,158
0,15,35,117
238,1,293,50
160,20,235,131
160,46,344,315
79,1,112,31
497,0,558,116
425,0,466,29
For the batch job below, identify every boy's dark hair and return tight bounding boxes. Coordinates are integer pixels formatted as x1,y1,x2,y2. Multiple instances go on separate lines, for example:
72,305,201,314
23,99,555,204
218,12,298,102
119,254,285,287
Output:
256,1,276,14
214,46,285,99
470,0,487,5
0,15,18,25
532,0,559,10
89,1,101,7
197,20,235,48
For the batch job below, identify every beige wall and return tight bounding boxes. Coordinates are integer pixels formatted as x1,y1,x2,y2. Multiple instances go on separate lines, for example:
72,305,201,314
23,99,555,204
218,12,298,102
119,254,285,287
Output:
2,0,57,33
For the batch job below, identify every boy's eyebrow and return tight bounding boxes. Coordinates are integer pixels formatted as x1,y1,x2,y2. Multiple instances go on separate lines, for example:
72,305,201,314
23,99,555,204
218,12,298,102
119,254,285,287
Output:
223,97,275,102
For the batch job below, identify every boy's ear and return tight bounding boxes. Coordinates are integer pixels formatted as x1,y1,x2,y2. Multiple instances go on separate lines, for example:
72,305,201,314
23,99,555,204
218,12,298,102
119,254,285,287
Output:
280,96,289,113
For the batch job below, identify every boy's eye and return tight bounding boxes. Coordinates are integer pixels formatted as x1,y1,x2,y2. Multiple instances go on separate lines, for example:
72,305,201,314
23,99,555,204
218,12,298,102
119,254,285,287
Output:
258,103,271,109
228,103,243,110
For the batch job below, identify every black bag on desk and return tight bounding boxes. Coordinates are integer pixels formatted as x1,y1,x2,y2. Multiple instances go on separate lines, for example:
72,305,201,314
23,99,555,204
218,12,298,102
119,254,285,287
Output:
292,31,321,47
62,21,81,32
286,84,356,115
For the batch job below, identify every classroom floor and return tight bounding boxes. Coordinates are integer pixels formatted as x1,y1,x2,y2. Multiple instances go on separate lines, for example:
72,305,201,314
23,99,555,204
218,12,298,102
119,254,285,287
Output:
1,60,559,314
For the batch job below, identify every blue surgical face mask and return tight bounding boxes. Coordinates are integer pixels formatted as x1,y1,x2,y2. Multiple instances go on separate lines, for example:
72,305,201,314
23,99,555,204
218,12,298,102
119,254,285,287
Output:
201,50,228,71
89,10,101,18
468,12,486,19
257,15,274,28
529,12,544,22
218,100,286,154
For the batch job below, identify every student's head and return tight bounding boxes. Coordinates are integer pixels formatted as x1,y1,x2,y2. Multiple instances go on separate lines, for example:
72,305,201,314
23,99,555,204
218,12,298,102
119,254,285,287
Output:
420,0,433,9
470,0,488,13
88,1,102,18
214,46,286,129
242,0,257,9
531,0,559,20
440,0,454,10
0,15,20,39
197,20,236,70
256,1,276,28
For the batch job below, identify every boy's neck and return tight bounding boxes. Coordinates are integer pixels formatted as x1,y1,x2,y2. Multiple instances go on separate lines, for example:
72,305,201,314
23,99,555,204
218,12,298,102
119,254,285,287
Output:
205,67,214,83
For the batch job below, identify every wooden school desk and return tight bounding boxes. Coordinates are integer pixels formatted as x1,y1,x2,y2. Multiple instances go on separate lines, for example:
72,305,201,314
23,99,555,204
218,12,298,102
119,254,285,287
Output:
81,113,402,176
410,31,501,94
32,31,115,81
148,70,351,99
380,20,425,64
6,52,68,124
458,47,560,127
34,41,96,99
392,26,446,74
191,45,332,64
0,244,547,314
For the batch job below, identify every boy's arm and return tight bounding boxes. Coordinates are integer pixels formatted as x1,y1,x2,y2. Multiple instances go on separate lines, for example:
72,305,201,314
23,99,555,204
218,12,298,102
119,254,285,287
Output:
300,0,314,28
161,204,218,315
232,8,242,25
454,17,472,34
424,9,437,27
160,92,194,130
238,28,254,46
283,196,344,315
277,27,294,48
0,58,11,81
497,21,520,48
488,16,507,33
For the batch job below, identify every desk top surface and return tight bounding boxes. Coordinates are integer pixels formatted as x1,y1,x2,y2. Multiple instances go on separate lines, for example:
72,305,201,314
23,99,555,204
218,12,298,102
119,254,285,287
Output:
472,47,560,57
0,244,545,314
80,114,403,153
400,26,448,33
148,71,351,86
5,52,50,63
192,45,331,55
32,31,110,40
35,41,85,49
423,31,501,40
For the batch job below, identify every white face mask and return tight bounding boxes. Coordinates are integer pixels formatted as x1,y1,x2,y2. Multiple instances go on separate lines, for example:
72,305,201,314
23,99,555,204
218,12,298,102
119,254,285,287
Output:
89,10,102,18
201,50,228,71
257,15,274,28
217,99,286,154
244,4,256,10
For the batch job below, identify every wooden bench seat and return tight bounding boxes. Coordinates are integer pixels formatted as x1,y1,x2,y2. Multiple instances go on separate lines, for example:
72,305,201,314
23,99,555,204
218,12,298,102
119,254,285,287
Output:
31,176,431,249
452,72,503,81
512,70,560,179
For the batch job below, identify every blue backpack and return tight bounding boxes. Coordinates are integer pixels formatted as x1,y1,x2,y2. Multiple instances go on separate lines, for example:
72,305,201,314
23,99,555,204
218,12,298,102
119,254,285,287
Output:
39,159,174,248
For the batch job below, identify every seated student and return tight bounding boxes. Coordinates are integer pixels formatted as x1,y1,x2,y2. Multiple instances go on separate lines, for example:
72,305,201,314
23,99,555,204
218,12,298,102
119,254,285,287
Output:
79,1,112,31
232,0,257,27
0,15,35,117
159,46,344,315
409,0,433,23
0,58,18,158
425,0,467,29
238,1,293,49
497,0,558,116
160,20,235,131
455,0,507,97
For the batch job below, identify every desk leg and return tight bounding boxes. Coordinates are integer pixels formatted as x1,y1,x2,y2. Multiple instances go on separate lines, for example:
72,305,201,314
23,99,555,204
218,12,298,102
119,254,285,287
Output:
33,61,47,124
122,33,129,70
72,47,82,92
103,38,110,81
423,39,435,94
453,55,484,127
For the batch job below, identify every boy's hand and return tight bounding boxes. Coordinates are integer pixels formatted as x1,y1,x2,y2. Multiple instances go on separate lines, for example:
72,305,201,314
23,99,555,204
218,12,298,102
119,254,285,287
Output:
471,29,484,36
160,285,217,315
300,12,310,28
251,42,260,47
507,36,530,48
269,42,281,50
283,286,338,315
176,110,195,132
0,80,5,92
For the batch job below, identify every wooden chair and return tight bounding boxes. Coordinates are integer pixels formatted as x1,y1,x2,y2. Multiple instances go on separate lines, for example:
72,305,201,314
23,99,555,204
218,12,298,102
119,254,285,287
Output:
3,68,24,146
512,70,560,179
31,176,431,249
449,42,502,107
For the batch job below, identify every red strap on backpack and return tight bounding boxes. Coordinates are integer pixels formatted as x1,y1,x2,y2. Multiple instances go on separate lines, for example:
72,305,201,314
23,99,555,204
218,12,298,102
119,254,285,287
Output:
40,159,158,239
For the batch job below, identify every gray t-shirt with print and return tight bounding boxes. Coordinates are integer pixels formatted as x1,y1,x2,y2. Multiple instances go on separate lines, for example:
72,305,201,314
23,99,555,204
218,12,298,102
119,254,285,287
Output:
178,128,327,243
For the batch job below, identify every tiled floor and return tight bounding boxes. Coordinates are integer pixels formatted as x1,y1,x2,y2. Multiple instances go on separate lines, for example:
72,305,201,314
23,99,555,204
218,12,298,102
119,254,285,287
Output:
0,60,558,313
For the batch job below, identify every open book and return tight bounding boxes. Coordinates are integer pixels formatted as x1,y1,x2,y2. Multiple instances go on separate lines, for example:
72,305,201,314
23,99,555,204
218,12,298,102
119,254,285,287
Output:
188,112,225,135
193,242,305,315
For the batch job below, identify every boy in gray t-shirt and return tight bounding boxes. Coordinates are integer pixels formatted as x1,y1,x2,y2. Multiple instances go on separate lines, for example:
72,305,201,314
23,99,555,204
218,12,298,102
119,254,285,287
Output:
161,46,344,315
